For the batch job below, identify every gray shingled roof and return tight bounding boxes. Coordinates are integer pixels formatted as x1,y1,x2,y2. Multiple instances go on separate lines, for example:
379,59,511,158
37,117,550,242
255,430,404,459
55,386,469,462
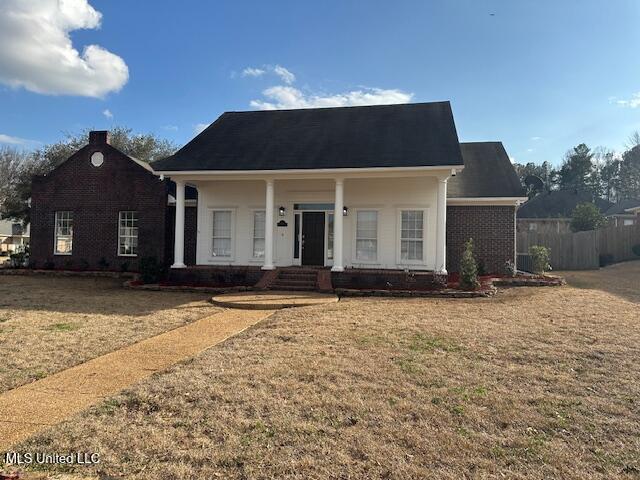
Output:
604,199,640,216
517,189,613,218
153,102,464,171
447,142,525,198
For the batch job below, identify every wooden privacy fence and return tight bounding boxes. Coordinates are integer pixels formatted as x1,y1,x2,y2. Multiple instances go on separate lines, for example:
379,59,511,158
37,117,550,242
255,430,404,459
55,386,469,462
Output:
517,223,640,271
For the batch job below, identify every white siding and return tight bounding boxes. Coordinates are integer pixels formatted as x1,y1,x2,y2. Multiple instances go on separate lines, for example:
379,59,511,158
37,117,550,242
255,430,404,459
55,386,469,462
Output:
192,176,439,270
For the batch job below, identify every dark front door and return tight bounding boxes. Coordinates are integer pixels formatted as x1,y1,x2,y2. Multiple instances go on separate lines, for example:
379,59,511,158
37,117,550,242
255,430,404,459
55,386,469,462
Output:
302,212,325,266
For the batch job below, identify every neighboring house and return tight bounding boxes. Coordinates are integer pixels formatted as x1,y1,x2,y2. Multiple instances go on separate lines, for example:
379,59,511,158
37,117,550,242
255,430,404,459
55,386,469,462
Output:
30,102,526,287
0,220,29,255
604,199,640,227
517,189,613,233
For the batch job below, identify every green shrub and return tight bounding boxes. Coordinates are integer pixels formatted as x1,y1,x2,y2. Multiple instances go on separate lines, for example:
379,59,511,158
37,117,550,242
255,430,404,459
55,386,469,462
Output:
64,259,74,270
459,238,480,290
120,261,130,272
138,256,164,284
529,245,551,274
570,202,606,232
43,259,55,270
78,259,90,271
632,244,640,257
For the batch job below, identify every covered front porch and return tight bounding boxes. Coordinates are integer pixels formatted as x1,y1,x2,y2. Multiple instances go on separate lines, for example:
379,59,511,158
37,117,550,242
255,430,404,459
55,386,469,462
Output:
168,168,457,277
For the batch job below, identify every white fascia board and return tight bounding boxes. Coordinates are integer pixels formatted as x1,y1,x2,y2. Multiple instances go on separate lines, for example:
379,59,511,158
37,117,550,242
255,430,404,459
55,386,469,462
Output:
447,197,528,206
153,164,465,181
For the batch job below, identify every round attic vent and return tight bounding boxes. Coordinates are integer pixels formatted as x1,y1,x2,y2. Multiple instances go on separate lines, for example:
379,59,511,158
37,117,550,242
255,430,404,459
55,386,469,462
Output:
90,151,104,167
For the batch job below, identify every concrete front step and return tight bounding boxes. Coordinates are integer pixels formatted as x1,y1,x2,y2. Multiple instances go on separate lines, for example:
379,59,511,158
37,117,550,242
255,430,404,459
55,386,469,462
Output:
268,285,317,291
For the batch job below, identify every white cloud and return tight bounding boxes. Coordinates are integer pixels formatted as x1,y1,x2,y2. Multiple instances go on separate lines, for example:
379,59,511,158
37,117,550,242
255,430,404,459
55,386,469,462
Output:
0,133,39,145
162,125,178,131
273,65,295,84
242,67,266,78
0,0,129,97
531,136,542,141
194,123,209,134
527,148,534,153
616,92,640,108
509,156,516,164
250,86,413,110
0,133,28,145
102,109,113,119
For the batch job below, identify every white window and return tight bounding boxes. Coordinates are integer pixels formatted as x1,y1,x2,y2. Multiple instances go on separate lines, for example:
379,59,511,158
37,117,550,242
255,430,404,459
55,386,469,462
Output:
529,223,538,231
400,210,424,261
54,211,73,255
252,210,265,258
118,211,138,256
327,213,334,260
623,218,635,226
355,210,378,261
212,210,233,257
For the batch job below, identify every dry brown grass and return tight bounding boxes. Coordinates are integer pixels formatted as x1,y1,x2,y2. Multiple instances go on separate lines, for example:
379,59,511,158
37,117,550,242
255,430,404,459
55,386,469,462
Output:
7,263,640,479
0,276,220,392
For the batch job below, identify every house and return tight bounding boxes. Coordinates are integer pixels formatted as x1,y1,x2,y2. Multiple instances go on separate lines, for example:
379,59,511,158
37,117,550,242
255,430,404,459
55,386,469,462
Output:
0,220,29,259
604,199,640,227
30,102,526,289
517,189,613,234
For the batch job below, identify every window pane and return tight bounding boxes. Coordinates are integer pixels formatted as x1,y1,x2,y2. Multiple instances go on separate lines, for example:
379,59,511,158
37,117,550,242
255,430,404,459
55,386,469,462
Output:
327,213,334,260
54,211,73,254
118,211,138,256
400,211,424,260
356,211,377,261
212,211,232,257
253,211,265,258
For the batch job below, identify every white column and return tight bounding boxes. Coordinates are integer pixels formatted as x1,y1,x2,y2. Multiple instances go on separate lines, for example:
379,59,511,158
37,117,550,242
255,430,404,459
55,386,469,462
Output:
172,179,186,268
435,176,448,274
331,178,345,272
262,179,275,270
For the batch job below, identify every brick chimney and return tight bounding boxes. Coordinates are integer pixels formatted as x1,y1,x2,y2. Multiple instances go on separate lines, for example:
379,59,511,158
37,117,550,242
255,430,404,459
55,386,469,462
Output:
89,130,109,145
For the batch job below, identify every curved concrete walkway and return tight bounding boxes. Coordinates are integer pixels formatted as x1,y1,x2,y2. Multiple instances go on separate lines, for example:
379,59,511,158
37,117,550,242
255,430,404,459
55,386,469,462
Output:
0,308,271,451
211,291,339,309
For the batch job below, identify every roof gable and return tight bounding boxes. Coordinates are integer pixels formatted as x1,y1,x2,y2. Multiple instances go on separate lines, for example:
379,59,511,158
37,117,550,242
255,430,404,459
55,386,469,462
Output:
448,142,525,198
154,102,464,171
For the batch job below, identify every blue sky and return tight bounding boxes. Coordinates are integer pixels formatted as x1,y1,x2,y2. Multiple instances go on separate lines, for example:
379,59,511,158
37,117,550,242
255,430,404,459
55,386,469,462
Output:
1,0,639,165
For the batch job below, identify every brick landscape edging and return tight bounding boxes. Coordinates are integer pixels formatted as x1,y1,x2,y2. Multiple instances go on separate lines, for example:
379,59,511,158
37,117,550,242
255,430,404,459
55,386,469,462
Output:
0,268,135,279
123,280,255,294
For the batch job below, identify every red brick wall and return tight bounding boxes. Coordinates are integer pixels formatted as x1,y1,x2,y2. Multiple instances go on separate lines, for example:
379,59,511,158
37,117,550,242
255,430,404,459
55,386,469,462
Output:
447,205,516,274
30,143,169,271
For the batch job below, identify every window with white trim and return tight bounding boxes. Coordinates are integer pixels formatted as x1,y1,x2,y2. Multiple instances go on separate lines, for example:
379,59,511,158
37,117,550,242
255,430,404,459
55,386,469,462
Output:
118,211,138,256
212,210,232,257
252,210,265,258
54,211,73,254
355,210,377,261
400,210,424,261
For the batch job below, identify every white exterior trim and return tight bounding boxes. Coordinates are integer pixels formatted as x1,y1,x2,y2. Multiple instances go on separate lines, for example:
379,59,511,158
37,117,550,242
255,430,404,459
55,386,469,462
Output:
447,197,528,206
157,165,464,180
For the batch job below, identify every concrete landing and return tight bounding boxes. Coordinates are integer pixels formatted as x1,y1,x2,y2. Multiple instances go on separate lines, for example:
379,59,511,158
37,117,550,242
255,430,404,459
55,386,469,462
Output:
211,291,339,309
0,308,272,451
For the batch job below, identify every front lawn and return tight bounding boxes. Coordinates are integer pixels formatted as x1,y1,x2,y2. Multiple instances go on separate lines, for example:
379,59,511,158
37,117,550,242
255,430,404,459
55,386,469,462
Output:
0,275,220,392
12,264,640,479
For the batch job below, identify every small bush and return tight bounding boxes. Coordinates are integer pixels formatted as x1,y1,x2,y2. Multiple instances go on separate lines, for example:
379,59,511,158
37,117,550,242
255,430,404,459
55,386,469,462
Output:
64,259,74,270
78,259,90,271
570,202,606,232
529,245,551,274
138,256,164,284
120,261,130,273
632,244,640,257
98,257,110,271
43,259,55,270
459,238,480,290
